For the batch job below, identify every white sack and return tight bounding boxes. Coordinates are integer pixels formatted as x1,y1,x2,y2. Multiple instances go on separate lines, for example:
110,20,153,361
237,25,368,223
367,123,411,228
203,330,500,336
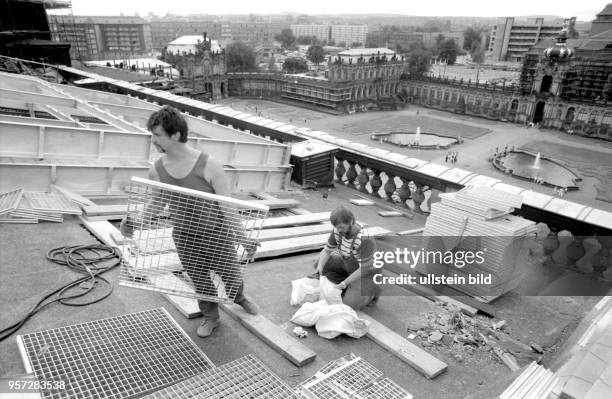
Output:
315,304,370,339
290,300,327,327
290,277,320,306
319,276,343,305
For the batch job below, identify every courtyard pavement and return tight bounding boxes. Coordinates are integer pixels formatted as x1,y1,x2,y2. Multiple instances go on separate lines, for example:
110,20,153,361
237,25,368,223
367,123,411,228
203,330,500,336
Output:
219,99,612,213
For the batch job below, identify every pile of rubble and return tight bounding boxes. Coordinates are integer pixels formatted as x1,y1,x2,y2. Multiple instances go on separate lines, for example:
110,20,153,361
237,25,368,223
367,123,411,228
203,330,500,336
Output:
407,302,543,370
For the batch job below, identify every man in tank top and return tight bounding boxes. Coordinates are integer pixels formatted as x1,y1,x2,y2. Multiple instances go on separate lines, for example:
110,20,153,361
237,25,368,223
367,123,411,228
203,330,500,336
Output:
121,106,258,338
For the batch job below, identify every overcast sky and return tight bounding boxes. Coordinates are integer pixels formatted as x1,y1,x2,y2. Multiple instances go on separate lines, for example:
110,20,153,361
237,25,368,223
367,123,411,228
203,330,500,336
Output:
69,0,605,21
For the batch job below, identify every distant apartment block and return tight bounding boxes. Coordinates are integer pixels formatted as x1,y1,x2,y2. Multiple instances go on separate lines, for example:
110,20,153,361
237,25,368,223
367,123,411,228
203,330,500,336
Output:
331,25,368,46
150,19,285,50
291,24,330,42
49,15,153,61
291,24,368,46
488,17,575,62
150,19,231,50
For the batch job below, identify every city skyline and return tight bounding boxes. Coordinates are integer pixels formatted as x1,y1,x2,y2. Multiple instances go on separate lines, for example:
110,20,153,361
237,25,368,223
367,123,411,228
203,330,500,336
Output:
69,0,606,21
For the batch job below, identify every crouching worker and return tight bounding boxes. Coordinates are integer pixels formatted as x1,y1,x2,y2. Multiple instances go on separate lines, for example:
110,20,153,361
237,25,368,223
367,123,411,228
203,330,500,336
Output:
314,206,380,309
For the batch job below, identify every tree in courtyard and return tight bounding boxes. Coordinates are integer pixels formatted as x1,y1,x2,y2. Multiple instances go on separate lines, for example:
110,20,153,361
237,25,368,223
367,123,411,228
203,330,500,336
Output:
275,28,296,49
463,27,482,51
404,40,432,77
437,38,460,65
282,57,308,74
225,41,258,72
469,39,486,64
306,45,325,66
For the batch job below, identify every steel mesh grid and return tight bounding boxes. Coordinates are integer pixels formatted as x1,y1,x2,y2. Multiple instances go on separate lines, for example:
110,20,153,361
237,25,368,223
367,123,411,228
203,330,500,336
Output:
360,378,413,399
301,356,384,399
0,188,23,216
119,177,268,303
143,354,300,399
18,308,214,399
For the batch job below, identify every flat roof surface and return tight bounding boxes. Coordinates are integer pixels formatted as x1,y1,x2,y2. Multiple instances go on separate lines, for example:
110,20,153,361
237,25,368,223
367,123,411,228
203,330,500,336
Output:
0,185,605,399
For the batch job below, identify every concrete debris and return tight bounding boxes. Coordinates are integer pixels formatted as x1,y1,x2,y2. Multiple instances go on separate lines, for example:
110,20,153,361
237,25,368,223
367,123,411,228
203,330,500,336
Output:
492,320,507,330
408,306,544,369
292,326,308,338
530,343,544,353
429,331,443,342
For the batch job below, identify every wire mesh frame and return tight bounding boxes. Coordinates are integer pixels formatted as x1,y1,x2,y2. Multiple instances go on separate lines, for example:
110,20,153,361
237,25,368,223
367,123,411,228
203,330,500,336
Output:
143,354,301,399
119,177,269,303
16,308,214,399
300,355,397,399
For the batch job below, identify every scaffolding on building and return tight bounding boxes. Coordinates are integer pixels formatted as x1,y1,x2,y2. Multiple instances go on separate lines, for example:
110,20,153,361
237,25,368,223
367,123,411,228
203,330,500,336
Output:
45,0,83,61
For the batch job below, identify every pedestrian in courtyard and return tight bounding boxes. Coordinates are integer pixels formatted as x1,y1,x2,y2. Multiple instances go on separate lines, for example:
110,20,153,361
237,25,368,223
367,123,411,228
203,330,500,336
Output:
445,153,449,163
313,206,380,310
120,106,259,338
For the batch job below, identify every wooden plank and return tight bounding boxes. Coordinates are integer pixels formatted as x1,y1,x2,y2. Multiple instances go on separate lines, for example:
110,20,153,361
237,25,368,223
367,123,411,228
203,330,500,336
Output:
356,311,447,379
52,185,95,207
350,199,375,206
378,211,404,217
256,198,300,209
83,204,127,216
82,199,299,216
220,303,316,367
255,227,393,259
82,214,125,222
146,273,202,319
163,293,202,319
397,228,425,236
247,212,330,230
257,223,334,242
79,216,121,249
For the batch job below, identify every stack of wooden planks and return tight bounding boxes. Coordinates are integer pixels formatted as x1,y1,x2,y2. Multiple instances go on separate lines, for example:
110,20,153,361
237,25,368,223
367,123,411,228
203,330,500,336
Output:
498,362,558,399
419,186,537,300
82,198,302,221
0,187,82,223
249,211,394,259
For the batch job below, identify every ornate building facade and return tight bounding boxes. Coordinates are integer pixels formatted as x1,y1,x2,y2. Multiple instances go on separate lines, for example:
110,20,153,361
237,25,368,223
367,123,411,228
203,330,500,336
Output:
402,13,612,142
163,35,228,100
228,48,408,112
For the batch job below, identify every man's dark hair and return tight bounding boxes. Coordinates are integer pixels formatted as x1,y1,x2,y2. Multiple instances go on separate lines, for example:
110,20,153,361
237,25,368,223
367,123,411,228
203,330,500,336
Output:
330,206,355,226
147,106,189,143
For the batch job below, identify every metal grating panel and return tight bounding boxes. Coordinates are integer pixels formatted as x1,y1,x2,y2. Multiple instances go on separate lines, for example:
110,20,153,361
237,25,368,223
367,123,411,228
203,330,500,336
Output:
119,177,268,303
23,191,82,214
0,188,23,216
143,354,301,399
360,378,413,399
18,308,214,399
300,355,413,399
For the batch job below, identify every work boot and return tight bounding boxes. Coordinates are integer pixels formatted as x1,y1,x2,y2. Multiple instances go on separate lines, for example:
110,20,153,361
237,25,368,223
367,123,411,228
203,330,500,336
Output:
196,318,220,338
238,298,259,315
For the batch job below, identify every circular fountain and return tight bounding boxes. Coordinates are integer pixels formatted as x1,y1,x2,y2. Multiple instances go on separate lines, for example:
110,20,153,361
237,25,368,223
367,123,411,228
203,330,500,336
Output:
371,126,458,149
493,150,581,190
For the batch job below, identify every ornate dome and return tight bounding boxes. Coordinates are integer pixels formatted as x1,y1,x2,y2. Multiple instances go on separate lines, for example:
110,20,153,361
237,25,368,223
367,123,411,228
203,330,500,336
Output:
544,22,574,61
543,44,574,60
